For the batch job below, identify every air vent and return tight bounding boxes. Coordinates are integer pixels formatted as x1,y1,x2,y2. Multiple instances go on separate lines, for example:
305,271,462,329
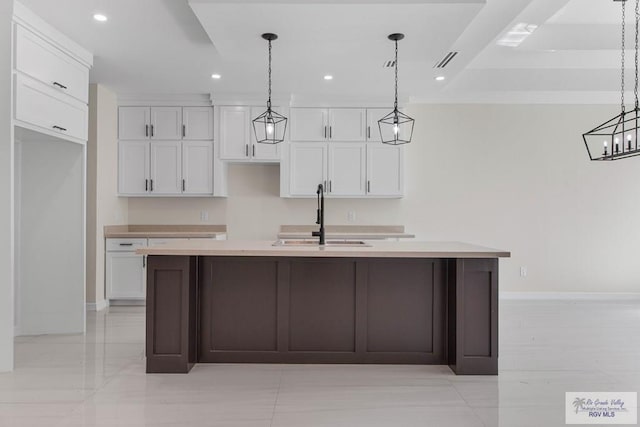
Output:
434,51,458,69
383,60,396,68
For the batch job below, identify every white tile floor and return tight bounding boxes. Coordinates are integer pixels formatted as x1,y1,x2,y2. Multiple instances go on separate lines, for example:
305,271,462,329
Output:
1,300,639,426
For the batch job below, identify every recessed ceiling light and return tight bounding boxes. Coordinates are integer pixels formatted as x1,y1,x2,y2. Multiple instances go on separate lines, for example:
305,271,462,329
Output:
324,75,333,80
435,76,446,81
211,74,221,79
93,13,108,22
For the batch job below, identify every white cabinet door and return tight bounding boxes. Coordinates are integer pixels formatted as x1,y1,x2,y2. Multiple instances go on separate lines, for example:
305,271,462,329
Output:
366,108,388,142
106,252,146,299
219,106,250,160
15,25,89,104
150,141,182,194
290,108,328,142
183,107,213,140
366,145,403,197
150,107,182,140
119,107,150,140
328,143,366,196
329,108,366,142
118,141,149,195
250,106,281,161
182,141,213,195
289,143,327,196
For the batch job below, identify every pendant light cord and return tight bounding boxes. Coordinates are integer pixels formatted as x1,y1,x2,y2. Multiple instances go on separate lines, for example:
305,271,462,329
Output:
267,39,272,110
622,0,626,113
635,0,639,109
394,39,399,112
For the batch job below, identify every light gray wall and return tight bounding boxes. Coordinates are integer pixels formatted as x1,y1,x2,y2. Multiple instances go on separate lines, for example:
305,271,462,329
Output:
87,84,127,306
0,0,14,372
127,104,640,294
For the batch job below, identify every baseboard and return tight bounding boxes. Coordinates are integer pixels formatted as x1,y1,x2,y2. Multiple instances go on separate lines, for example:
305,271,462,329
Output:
500,292,640,301
108,299,146,306
86,299,109,311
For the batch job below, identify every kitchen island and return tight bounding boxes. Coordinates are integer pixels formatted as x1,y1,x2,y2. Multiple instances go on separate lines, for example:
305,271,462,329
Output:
138,240,510,375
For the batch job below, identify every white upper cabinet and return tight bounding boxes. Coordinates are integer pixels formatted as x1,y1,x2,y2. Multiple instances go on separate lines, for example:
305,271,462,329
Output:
150,141,182,194
118,141,150,195
119,107,150,140
289,143,327,196
183,107,213,140
327,143,366,196
250,106,280,161
328,109,366,142
290,108,328,142
219,106,251,160
366,144,403,197
150,107,182,140
366,108,388,142
182,141,213,195
14,25,89,104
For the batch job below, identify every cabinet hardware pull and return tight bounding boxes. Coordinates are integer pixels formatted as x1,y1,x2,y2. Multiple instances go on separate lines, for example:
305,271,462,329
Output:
150,179,154,192
53,81,67,90
323,180,327,192
145,125,149,137
367,126,371,139
367,180,371,193
52,125,67,131
329,126,332,139
182,124,186,138
245,144,248,157
182,179,185,192
145,179,148,192
119,243,133,246
329,180,332,192
143,255,146,268
324,126,327,139
150,125,154,137
252,145,255,157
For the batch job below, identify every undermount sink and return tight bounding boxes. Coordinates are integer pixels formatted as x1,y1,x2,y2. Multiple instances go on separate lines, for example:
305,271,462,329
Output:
273,239,371,247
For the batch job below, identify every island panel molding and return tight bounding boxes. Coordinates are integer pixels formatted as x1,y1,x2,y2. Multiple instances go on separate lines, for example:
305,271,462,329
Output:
144,242,507,374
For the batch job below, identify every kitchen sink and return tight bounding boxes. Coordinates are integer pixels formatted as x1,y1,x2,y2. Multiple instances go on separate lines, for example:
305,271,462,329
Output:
273,239,371,247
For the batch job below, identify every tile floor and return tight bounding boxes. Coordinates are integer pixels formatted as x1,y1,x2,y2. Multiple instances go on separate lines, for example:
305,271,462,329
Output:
0,300,639,426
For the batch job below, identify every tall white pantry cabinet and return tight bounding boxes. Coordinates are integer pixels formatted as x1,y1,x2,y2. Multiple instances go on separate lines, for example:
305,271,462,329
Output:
118,106,215,196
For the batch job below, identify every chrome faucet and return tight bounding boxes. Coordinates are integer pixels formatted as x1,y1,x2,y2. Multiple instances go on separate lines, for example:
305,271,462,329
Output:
312,183,325,245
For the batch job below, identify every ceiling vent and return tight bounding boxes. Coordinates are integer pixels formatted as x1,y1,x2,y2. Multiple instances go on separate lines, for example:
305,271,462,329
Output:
383,60,396,68
434,51,458,69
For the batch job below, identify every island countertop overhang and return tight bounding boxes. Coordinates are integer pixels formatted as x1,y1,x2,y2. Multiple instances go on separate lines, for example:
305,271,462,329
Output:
136,240,510,259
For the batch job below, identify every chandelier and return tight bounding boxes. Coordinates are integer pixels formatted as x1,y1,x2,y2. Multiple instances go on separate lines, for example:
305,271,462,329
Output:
583,0,640,160
252,33,287,144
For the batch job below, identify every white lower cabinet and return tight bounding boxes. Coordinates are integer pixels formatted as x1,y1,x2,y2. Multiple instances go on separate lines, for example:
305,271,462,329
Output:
105,239,147,300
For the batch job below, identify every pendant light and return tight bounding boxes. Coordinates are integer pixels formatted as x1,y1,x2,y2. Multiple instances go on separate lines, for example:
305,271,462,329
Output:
378,33,414,145
252,33,287,144
583,0,640,160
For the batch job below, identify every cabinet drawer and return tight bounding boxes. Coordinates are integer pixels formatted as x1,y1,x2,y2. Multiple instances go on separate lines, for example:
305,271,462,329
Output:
15,25,89,104
15,74,88,141
106,238,148,252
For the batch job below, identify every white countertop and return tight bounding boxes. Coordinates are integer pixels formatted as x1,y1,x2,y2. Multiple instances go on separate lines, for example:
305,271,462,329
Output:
137,240,510,259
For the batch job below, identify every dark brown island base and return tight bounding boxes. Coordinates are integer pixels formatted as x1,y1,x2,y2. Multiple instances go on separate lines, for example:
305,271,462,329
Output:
138,240,510,376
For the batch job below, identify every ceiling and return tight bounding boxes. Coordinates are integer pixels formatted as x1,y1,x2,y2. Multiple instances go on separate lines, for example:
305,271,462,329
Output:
17,0,635,104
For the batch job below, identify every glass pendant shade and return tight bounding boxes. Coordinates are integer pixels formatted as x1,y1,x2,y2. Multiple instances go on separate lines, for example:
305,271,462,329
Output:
253,33,287,144
252,107,287,144
379,33,414,145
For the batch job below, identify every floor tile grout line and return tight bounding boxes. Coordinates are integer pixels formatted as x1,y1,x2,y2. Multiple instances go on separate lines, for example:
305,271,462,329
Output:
269,366,285,427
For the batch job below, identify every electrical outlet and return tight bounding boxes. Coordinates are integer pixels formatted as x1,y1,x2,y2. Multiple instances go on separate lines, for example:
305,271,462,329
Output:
200,211,209,222
347,211,356,222
520,266,527,277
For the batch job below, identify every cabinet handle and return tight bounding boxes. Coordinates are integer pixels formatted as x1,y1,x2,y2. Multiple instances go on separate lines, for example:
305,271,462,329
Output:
119,243,133,246
252,145,256,157
53,81,67,90
182,124,186,138
145,179,148,192
323,180,327,192
245,144,249,157
150,125,154,137
150,179,154,192
329,126,332,139
52,125,67,131
367,126,371,139
329,180,332,192
367,180,371,193
324,126,327,139
182,179,185,192
145,125,149,137
143,255,146,268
